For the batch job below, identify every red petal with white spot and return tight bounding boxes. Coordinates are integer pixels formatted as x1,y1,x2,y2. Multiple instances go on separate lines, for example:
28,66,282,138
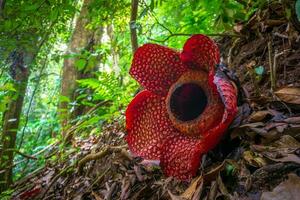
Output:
125,90,175,160
201,72,238,152
160,134,203,180
130,44,187,96
181,34,220,72
126,90,208,180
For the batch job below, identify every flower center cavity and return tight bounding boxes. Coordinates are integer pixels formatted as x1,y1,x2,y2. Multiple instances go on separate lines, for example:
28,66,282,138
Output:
170,83,207,122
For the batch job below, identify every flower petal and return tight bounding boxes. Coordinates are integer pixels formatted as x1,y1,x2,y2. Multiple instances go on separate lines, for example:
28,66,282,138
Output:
125,90,174,160
201,71,238,152
130,44,187,96
160,134,203,180
181,34,220,72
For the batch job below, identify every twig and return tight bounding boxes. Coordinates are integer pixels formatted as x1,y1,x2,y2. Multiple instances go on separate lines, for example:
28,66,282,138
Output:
129,0,139,53
227,38,241,68
77,145,127,174
268,40,274,92
12,142,57,168
89,167,110,190
63,100,112,143
18,55,49,149
271,49,290,92
273,32,288,39
148,33,243,43
13,149,37,160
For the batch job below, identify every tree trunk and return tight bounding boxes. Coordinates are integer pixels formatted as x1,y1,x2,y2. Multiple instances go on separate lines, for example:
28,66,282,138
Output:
0,0,5,17
0,51,31,192
107,24,120,75
59,0,103,140
130,0,139,53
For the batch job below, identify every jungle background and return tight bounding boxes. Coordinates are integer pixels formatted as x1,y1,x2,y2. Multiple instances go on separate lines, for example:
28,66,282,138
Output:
1,0,300,199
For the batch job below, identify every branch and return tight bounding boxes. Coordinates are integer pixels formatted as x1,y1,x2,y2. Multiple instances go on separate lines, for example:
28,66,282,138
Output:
130,0,139,53
18,55,48,149
63,100,112,143
148,33,243,43
13,149,37,160
77,145,127,174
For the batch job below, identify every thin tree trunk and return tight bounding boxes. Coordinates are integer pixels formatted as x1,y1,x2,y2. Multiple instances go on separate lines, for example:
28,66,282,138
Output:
107,24,120,75
59,0,103,141
0,0,5,17
130,0,139,53
0,51,31,192
59,0,93,137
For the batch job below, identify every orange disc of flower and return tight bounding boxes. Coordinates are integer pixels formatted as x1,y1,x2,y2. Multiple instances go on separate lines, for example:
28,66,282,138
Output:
166,69,224,136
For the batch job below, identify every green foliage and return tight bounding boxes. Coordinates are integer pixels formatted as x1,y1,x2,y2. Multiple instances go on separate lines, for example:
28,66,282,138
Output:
296,0,300,20
255,66,265,76
136,0,252,48
73,72,137,136
0,188,13,199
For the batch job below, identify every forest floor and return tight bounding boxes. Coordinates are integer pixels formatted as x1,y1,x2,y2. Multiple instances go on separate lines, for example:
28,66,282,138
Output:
11,3,300,200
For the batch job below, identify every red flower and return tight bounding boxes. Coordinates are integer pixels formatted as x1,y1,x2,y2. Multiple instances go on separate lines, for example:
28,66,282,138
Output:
125,34,238,180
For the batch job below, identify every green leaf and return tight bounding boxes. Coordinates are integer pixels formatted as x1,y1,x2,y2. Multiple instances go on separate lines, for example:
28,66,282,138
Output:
255,66,264,75
86,56,96,71
296,0,300,21
226,164,235,176
50,9,59,22
24,3,40,11
75,59,87,70
0,83,16,92
59,95,70,103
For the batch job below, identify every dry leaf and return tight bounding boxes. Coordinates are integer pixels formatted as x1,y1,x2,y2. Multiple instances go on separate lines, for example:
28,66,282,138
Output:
207,181,218,200
234,23,243,32
217,174,229,197
273,135,300,149
168,190,184,200
243,151,267,167
266,153,300,164
181,175,203,200
248,111,271,122
261,173,300,200
275,87,300,104
240,122,265,128
204,161,226,182
252,135,300,164
284,116,300,124
92,191,103,200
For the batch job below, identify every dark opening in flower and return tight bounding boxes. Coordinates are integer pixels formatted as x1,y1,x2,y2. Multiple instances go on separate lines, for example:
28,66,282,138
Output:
169,83,207,122
126,34,238,180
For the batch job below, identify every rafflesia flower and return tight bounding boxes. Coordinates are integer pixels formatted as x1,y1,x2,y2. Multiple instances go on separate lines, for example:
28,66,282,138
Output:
125,34,238,180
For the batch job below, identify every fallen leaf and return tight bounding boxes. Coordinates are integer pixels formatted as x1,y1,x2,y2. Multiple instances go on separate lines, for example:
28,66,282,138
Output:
266,153,300,164
275,87,300,104
284,116,300,124
204,161,226,182
92,191,103,200
243,151,267,167
181,175,203,200
207,181,218,200
240,122,265,128
217,174,230,197
273,135,300,149
261,173,300,200
248,111,271,122
168,190,184,200
234,23,243,32
252,135,300,164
